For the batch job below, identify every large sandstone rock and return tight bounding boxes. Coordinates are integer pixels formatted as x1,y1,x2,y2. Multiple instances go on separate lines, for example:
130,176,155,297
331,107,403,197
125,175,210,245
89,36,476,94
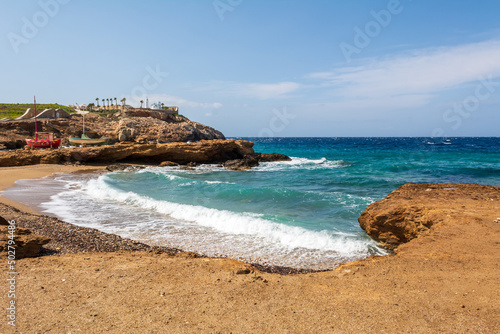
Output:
0,139,255,166
0,216,51,258
358,183,500,250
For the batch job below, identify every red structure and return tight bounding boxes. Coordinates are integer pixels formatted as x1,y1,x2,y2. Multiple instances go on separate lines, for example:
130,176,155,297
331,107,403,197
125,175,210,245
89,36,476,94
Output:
26,132,61,148
25,96,61,149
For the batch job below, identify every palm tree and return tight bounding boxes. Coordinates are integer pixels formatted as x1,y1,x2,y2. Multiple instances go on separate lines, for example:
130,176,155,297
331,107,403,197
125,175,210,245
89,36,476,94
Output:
161,102,165,110
114,98,117,108
121,98,126,109
95,98,99,107
140,100,144,108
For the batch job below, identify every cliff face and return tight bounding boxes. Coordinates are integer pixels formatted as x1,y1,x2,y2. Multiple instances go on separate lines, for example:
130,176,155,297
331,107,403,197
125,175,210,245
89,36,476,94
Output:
0,113,225,148
0,139,254,167
358,183,500,250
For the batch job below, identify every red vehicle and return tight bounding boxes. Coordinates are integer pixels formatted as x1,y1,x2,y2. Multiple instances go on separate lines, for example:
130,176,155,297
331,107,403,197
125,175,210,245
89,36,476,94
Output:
25,96,61,149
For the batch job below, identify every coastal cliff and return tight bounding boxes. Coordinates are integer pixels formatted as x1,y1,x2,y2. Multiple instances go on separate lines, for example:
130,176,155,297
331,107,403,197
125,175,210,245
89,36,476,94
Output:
359,182,500,250
0,111,291,169
0,112,225,149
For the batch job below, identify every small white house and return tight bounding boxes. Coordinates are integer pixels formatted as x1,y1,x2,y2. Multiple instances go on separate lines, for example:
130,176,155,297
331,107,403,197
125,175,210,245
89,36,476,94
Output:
151,102,163,110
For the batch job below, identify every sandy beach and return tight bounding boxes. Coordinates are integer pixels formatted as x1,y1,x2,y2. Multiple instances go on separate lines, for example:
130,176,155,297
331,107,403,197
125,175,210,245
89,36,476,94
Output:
1,165,499,333
0,164,105,214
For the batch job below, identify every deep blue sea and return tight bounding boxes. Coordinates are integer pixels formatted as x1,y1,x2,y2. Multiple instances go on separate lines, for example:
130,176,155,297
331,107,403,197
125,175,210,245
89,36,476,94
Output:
7,137,500,269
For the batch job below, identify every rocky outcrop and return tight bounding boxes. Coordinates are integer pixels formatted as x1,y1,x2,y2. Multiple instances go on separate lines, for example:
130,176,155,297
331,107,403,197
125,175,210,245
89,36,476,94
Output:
223,153,291,171
224,155,259,171
0,112,225,148
252,153,291,162
122,108,178,120
0,139,255,167
358,183,500,250
0,216,51,258
159,161,179,167
114,117,225,143
105,164,144,172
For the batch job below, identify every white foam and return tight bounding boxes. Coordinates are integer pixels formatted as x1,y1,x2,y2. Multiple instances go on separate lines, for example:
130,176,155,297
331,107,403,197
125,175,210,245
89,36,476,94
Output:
204,180,236,185
82,175,375,255
255,157,350,172
36,172,387,270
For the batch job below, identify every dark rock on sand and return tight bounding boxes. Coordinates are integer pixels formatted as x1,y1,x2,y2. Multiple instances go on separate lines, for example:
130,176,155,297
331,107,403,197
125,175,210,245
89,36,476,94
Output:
0,216,8,225
236,269,251,275
0,216,51,258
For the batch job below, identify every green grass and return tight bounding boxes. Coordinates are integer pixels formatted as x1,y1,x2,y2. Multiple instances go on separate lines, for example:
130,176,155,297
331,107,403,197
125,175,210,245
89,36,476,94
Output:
0,103,76,119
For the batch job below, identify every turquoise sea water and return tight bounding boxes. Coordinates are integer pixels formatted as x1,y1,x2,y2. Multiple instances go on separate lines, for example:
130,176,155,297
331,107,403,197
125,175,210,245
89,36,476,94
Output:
16,137,500,269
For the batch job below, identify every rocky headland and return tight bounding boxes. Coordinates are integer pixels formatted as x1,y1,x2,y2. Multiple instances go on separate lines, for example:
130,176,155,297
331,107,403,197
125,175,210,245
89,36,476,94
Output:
0,111,290,169
0,111,225,149
0,139,290,169
359,182,500,250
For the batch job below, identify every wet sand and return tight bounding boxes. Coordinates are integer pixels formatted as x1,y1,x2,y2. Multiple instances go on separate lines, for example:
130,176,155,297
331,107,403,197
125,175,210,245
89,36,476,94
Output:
0,164,105,214
0,165,499,333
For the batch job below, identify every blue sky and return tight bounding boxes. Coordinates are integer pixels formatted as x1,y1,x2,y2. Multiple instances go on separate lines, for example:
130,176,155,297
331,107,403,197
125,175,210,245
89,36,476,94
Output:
1,0,499,137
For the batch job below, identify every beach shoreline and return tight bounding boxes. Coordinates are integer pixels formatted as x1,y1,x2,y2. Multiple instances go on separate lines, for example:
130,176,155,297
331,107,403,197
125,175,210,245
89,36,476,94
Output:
1,165,499,332
0,165,319,274
0,164,106,214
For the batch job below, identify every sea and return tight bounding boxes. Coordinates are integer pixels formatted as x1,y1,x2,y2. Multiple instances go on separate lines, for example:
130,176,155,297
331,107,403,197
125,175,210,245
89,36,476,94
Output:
5,137,500,270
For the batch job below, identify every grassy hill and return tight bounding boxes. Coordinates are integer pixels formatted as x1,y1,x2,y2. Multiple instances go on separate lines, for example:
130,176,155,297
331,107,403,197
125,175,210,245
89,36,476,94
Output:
0,103,75,119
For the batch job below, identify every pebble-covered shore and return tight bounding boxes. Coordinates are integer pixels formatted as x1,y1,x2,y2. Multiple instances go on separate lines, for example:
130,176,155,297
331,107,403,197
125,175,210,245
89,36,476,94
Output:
0,203,180,255
0,202,317,274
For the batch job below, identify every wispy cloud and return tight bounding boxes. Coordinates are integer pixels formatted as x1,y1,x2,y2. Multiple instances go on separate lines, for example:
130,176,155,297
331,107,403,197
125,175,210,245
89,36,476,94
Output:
242,82,302,99
308,39,500,103
197,40,500,111
201,81,302,100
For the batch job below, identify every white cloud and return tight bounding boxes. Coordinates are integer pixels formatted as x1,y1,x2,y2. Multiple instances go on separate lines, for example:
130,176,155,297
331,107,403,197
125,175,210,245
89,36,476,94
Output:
308,39,500,103
242,82,301,99
201,81,302,100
